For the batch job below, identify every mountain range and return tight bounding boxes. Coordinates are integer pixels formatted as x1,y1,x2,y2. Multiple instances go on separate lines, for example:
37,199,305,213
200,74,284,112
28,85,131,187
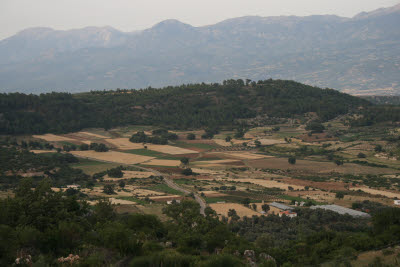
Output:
0,3,399,94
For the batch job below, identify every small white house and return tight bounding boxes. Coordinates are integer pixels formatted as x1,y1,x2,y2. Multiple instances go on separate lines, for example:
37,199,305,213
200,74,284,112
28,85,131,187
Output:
394,200,400,206
279,210,297,218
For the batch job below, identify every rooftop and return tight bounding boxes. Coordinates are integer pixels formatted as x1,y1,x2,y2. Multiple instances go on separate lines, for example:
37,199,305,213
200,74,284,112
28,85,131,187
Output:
310,204,371,218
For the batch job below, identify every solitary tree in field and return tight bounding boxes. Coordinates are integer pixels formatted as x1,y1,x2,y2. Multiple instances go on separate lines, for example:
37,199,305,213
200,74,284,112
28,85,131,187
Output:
103,184,115,195
180,157,189,165
181,168,193,176
261,204,270,213
336,192,345,199
187,133,196,140
288,156,296,165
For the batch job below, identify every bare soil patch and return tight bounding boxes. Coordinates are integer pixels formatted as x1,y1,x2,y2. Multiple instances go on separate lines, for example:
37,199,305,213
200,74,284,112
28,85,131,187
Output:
200,191,228,197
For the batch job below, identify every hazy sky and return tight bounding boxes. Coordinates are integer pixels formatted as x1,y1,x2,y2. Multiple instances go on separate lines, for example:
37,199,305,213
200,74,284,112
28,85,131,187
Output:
1,0,399,40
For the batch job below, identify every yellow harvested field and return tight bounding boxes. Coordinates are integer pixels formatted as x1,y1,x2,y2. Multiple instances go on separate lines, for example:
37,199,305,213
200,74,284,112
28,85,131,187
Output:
210,203,260,217
223,152,268,160
145,144,198,155
82,140,92,145
258,139,286,145
109,198,137,205
30,150,55,154
33,134,75,142
78,131,108,139
228,178,305,190
70,150,154,164
351,187,400,199
213,139,232,146
105,138,144,150
143,159,181,167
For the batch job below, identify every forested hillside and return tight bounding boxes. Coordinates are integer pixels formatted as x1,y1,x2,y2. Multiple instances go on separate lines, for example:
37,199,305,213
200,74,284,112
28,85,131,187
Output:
0,79,369,134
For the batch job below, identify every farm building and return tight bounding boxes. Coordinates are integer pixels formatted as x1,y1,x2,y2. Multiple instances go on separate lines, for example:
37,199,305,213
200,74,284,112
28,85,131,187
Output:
310,204,371,218
394,200,400,205
167,200,181,205
279,210,297,218
269,202,294,211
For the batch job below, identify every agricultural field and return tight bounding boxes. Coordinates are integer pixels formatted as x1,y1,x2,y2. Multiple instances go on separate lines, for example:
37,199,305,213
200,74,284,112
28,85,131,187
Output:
3,115,400,266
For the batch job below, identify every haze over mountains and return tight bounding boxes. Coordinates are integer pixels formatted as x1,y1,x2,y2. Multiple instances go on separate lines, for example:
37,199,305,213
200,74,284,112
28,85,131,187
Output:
0,4,399,94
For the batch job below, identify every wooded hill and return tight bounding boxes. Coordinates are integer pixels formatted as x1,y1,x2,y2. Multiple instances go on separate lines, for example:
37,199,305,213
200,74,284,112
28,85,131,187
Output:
0,79,369,134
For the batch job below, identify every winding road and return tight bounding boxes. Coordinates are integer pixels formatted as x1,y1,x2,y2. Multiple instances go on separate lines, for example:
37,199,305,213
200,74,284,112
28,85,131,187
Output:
69,153,206,215
134,165,206,216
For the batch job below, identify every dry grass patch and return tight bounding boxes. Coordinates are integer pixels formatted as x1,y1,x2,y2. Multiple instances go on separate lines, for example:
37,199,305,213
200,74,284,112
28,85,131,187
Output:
109,197,137,205
350,187,400,199
70,150,154,164
33,134,75,142
213,139,232,147
210,203,260,217
258,139,286,145
145,144,198,155
105,138,144,150
248,157,397,175
143,159,181,167
78,131,108,139
30,150,55,154
223,152,268,160
228,178,304,190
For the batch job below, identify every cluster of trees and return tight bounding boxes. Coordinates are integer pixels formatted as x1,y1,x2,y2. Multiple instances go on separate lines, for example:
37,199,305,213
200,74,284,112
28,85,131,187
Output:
0,79,370,135
351,105,400,126
229,207,400,266
0,146,92,189
0,181,259,266
130,131,177,145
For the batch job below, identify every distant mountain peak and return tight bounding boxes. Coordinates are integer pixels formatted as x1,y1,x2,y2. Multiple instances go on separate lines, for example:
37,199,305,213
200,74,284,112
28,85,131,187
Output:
354,3,400,19
16,27,54,36
150,19,194,32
